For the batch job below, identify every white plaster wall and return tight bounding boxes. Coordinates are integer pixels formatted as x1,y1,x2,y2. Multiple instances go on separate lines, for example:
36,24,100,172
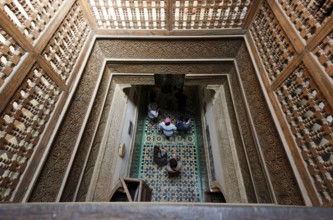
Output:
90,83,131,201
111,86,138,187
202,84,246,203
203,88,225,191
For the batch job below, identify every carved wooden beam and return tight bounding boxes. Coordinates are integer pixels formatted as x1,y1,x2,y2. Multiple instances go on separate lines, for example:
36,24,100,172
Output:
266,0,305,54
78,0,98,31
242,0,263,30
167,0,173,31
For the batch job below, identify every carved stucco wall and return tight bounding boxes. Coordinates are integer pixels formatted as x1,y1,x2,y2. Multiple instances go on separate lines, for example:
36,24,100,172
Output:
204,83,247,203
76,80,117,202
29,43,105,202
29,38,304,205
99,39,243,59
108,63,234,75
60,67,113,202
223,79,258,203
228,65,272,203
234,42,304,205
89,84,128,201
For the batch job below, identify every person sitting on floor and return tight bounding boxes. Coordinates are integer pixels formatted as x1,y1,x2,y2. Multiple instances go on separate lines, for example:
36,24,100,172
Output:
166,154,182,174
148,102,159,123
158,117,177,139
176,114,192,137
153,146,168,166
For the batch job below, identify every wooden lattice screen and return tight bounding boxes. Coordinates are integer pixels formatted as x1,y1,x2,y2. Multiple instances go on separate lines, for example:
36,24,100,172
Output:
248,0,333,206
0,0,90,201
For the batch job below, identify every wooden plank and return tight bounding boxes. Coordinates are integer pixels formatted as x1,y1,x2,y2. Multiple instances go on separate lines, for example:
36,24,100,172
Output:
306,17,333,52
303,52,333,109
12,91,69,202
167,0,173,31
245,33,321,206
35,55,66,91
266,0,305,54
0,9,33,52
242,0,263,30
138,181,142,202
245,32,271,92
34,0,76,54
94,28,247,36
78,0,98,30
120,178,133,202
0,54,35,113
271,55,303,92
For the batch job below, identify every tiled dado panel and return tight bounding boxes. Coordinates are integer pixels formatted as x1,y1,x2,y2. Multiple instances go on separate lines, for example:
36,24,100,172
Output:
0,27,25,88
235,42,304,205
276,64,333,206
250,1,296,83
0,0,65,43
28,43,105,202
42,2,90,83
0,64,62,201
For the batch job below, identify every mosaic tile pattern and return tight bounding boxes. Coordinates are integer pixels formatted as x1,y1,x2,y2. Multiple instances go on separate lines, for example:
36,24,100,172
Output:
131,86,208,202
139,109,202,202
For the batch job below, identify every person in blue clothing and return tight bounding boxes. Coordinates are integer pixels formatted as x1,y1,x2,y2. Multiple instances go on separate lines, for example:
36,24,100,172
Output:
176,114,191,137
158,117,177,139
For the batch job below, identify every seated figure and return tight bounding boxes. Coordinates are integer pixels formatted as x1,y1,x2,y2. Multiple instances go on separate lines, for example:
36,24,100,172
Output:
153,146,168,166
176,115,191,137
166,154,182,175
158,117,177,139
148,102,159,123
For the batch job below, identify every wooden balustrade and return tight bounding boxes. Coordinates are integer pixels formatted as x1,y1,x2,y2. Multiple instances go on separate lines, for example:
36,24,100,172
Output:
42,2,89,83
89,0,167,29
173,0,252,29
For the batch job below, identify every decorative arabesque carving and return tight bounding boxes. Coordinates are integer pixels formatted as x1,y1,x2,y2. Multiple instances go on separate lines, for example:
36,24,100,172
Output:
235,42,304,205
28,43,105,202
